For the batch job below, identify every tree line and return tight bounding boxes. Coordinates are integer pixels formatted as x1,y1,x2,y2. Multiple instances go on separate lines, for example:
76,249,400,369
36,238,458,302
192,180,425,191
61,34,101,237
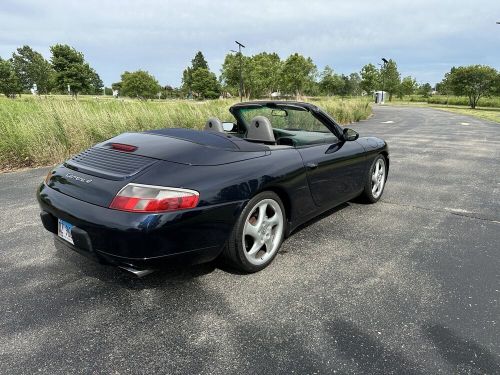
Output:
1,44,499,109
0,45,103,98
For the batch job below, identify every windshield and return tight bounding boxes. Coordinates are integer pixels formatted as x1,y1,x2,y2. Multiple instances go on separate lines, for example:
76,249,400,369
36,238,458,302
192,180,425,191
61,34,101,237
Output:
235,106,331,133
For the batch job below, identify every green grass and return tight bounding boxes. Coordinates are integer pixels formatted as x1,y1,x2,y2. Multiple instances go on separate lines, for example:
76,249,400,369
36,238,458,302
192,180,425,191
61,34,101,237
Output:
0,96,371,170
430,106,500,124
387,99,500,124
392,95,500,108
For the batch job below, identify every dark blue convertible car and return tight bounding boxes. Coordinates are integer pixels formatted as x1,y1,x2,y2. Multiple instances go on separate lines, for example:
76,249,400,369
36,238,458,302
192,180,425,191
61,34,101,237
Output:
38,101,389,275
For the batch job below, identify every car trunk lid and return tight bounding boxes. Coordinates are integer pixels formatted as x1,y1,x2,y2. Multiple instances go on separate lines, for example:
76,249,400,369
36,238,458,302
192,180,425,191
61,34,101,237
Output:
47,129,268,207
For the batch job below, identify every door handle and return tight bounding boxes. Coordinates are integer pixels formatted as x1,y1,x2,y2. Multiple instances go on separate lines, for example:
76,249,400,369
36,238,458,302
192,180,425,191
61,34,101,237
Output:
306,162,318,169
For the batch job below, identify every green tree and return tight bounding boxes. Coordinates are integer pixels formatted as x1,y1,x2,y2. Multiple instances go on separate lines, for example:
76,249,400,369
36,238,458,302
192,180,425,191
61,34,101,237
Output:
319,66,343,96
191,68,220,99
338,74,351,97
120,70,161,99
444,65,498,108
247,52,281,98
435,80,450,96
182,51,210,95
182,67,194,95
494,73,500,96
360,63,379,95
0,57,22,97
50,44,101,97
347,72,362,96
380,59,400,101
11,45,54,94
84,66,104,95
417,83,433,98
281,53,316,98
111,81,122,91
191,51,209,70
399,76,417,98
220,52,251,97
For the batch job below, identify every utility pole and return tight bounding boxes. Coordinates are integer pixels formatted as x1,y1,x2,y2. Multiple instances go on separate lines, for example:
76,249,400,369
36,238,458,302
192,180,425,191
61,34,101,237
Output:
380,57,388,103
235,40,245,102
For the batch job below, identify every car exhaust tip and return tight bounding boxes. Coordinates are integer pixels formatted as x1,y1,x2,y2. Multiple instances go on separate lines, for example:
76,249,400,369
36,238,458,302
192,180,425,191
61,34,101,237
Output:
119,265,155,278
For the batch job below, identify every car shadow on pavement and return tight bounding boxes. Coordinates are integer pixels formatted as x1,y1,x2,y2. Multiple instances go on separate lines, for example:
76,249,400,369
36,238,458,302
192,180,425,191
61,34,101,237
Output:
288,202,350,238
423,323,500,374
54,243,218,289
53,202,353,280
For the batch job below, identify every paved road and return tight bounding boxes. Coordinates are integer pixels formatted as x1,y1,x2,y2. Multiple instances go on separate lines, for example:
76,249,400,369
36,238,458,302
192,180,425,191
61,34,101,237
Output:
0,106,499,374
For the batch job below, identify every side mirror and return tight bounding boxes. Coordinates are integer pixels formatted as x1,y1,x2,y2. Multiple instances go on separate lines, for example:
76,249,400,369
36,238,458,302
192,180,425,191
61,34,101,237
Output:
343,128,359,141
222,122,235,132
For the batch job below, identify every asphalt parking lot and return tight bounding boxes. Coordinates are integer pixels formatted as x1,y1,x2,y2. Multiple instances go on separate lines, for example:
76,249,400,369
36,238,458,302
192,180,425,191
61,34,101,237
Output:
0,106,499,374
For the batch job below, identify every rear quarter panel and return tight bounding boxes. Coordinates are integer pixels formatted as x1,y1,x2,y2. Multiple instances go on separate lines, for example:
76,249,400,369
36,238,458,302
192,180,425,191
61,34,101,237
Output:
133,148,316,228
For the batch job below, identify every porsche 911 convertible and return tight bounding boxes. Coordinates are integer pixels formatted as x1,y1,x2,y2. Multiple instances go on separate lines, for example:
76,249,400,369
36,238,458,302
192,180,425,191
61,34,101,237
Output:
37,101,389,275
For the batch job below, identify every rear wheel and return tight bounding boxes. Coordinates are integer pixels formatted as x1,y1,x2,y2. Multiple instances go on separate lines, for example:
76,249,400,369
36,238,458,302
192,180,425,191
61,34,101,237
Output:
221,191,285,272
360,155,387,203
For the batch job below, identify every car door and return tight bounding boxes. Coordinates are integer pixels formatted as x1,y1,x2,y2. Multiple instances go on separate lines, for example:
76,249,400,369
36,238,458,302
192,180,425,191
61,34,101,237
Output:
298,139,367,208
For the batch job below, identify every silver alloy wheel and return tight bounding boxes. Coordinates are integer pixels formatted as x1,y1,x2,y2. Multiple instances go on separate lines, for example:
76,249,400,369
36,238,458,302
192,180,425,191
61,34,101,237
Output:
371,158,386,199
242,198,284,266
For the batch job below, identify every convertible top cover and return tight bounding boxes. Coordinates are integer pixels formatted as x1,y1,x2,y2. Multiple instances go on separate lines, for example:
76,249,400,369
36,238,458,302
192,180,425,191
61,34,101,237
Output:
145,128,268,152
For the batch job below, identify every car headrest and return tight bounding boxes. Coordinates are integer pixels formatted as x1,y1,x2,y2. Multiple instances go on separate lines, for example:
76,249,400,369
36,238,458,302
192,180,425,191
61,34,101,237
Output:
204,117,224,132
247,116,275,143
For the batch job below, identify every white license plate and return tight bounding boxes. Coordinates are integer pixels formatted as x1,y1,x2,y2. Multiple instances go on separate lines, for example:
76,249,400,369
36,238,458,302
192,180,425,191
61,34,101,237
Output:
58,219,74,245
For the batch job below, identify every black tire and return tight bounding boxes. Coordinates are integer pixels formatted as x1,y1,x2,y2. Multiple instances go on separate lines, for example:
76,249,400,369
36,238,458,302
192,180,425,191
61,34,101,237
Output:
359,154,387,203
221,191,286,273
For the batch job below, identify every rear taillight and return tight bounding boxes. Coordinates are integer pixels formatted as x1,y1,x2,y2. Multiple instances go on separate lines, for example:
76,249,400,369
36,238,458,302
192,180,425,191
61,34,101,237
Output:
109,183,199,213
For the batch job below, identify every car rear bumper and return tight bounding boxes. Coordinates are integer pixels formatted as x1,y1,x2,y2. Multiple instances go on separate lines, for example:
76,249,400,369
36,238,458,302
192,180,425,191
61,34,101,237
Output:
37,183,246,269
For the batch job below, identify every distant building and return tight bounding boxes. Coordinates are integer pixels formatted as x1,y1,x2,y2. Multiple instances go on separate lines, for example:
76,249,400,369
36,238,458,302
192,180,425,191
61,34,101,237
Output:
374,91,387,104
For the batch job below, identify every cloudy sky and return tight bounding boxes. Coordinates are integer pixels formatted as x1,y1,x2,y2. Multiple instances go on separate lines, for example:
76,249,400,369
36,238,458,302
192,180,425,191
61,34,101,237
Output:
1,0,499,87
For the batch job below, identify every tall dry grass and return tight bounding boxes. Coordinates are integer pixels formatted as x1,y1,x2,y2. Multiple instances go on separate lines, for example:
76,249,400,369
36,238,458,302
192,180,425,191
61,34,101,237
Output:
0,96,371,170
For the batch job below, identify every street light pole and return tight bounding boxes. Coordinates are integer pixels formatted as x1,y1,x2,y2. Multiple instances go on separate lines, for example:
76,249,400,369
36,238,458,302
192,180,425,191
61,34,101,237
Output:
235,40,245,102
381,57,388,103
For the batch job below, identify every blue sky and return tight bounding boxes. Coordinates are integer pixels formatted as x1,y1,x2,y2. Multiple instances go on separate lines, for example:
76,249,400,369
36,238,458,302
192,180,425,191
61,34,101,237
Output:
1,0,499,87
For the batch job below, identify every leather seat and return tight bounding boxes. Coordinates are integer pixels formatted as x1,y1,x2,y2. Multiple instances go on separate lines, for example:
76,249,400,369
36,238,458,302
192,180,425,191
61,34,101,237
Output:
246,116,275,144
204,118,224,132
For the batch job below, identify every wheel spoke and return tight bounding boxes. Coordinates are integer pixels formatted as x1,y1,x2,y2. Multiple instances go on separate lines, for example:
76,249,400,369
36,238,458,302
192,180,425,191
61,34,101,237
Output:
244,222,259,239
264,237,274,253
256,203,268,228
267,213,280,226
372,173,378,183
247,240,263,256
372,182,379,194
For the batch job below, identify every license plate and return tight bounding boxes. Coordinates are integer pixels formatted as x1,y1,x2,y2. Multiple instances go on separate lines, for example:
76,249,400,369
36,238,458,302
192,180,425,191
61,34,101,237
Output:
58,219,74,245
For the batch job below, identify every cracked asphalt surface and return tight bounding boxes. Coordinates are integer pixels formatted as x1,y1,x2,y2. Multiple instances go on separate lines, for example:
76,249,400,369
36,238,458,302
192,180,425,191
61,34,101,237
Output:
0,106,499,374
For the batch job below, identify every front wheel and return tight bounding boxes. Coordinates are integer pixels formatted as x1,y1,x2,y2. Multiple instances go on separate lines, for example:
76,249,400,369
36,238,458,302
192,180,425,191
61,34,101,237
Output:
360,155,387,203
221,191,286,273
